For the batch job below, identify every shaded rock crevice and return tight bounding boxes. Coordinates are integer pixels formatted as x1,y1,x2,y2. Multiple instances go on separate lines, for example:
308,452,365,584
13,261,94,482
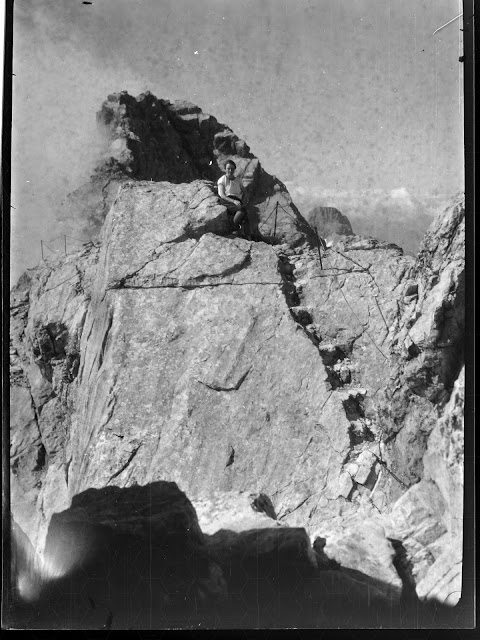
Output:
97,312,114,370
389,538,420,605
199,366,251,393
111,280,282,290
225,445,235,468
277,251,330,358
33,444,47,472
277,252,359,420
106,444,142,485
278,494,313,520
276,247,377,466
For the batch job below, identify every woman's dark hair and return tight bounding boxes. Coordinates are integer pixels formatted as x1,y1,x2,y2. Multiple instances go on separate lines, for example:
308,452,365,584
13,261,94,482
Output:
225,159,236,169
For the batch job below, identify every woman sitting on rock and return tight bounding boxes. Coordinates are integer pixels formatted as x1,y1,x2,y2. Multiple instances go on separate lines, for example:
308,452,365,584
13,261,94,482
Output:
217,159,251,240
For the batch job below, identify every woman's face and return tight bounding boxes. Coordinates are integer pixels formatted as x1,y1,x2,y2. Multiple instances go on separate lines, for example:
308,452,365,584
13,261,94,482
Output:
226,163,236,179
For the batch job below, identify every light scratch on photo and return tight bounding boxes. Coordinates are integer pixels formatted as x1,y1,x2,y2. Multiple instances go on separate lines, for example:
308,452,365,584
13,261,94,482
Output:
432,13,463,35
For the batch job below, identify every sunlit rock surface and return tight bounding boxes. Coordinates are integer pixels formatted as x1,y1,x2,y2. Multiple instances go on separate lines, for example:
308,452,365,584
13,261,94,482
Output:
59,91,314,248
9,94,466,627
315,520,402,599
10,483,227,629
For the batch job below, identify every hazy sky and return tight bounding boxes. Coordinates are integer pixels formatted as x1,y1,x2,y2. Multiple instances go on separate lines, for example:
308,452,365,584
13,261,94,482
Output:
11,0,464,283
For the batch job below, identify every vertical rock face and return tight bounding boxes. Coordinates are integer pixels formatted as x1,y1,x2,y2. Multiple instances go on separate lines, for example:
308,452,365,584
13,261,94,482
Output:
10,245,101,551
391,193,465,402
423,367,464,539
11,181,419,551
9,94,465,624
375,193,465,489
46,180,356,540
381,366,465,606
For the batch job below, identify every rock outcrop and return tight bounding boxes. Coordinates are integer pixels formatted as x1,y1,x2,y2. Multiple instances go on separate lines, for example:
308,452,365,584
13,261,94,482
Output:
10,184,418,552
298,195,465,607
58,91,314,248
305,206,354,238
371,193,465,493
381,365,465,606
9,94,466,628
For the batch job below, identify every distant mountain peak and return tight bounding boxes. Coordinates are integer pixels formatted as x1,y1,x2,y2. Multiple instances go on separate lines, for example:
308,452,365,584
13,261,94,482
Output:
305,206,354,237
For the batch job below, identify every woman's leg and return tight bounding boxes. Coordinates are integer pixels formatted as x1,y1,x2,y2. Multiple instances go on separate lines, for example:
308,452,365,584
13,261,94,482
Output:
222,198,250,237
233,208,247,227
235,208,252,239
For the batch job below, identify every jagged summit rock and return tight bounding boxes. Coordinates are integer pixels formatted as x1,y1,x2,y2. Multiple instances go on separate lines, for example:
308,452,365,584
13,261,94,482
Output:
305,206,354,238
10,90,466,626
58,90,314,249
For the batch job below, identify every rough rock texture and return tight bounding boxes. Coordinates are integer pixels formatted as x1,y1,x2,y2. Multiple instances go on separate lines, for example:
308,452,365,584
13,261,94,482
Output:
59,91,314,248
297,196,465,606
423,367,464,542
381,367,465,605
10,190,465,618
13,181,427,553
9,484,462,630
283,235,415,525
54,180,366,541
9,95,465,626
10,482,227,629
390,193,465,401
10,244,101,551
374,193,465,490
315,520,402,600
192,491,279,534
305,206,354,238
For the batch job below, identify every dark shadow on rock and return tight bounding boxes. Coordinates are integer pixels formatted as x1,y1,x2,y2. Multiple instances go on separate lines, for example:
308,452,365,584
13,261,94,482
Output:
8,482,226,630
62,91,315,250
305,206,355,239
202,527,462,629
7,483,466,630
